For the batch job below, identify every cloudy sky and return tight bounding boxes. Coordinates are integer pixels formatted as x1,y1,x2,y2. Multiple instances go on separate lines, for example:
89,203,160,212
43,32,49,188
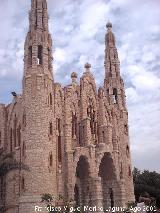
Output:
0,0,160,172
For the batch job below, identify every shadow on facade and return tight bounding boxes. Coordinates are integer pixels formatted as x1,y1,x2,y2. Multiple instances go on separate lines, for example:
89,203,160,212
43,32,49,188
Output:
99,152,115,209
74,155,91,207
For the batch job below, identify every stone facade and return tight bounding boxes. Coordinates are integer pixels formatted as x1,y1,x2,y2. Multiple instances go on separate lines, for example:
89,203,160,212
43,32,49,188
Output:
0,0,135,212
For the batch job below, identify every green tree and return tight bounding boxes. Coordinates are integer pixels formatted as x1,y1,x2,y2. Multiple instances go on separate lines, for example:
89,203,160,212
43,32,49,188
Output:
41,194,80,213
0,150,29,177
133,167,160,207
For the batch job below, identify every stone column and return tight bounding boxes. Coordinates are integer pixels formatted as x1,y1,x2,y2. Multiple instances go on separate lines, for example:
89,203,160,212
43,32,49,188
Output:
114,179,126,208
66,151,75,203
91,177,104,213
80,118,92,146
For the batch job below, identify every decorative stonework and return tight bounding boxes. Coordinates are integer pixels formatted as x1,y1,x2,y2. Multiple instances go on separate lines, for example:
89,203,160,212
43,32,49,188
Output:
0,0,135,212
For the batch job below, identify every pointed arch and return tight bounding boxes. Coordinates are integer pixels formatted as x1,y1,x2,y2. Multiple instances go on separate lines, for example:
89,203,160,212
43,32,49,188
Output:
75,155,91,207
113,88,118,104
28,46,32,66
98,152,116,209
37,45,43,65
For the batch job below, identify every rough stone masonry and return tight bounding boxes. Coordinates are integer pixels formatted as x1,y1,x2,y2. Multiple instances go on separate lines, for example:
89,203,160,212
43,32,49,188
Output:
0,0,135,212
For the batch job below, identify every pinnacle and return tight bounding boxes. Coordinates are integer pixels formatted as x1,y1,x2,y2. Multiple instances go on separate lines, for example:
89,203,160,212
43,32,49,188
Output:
84,62,91,69
106,22,112,29
30,0,49,32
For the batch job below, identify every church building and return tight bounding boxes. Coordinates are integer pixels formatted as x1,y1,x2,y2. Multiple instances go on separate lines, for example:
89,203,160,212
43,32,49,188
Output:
0,0,135,212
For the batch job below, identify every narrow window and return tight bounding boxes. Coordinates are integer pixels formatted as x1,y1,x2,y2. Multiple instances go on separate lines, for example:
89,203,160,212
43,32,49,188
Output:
113,88,118,104
14,116,17,147
10,129,12,152
0,132,1,147
129,166,132,177
14,128,16,147
124,124,128,135
49,122,53,135
58,136,62,163
48,47,51,69
22,141,26,157
56,118,61,132
17,125,21,147
57,119,62,163
72,113,77,138
79,125,82,146
28,46,32,66
120,163,123,179
37,45,43,65
87,98,96,135
21,177,25,191
49,153,53,166
56,118,59,130
102,131,105,143
35,0,37,28
49,93,52,106
107,89,109,96
126,145,130,157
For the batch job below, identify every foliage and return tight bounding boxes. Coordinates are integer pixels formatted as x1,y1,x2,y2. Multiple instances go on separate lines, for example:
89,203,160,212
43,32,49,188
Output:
41,193,53,203
133,167,160,207
41,194,64,213
0,149,29,177
41,194,79,213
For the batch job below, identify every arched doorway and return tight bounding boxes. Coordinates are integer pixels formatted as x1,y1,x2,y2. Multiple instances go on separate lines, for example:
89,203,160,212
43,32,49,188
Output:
98,153,115,209
74,156,91,207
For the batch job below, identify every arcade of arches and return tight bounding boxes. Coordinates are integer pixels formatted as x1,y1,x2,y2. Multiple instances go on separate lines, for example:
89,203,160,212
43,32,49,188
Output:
74,153,119,211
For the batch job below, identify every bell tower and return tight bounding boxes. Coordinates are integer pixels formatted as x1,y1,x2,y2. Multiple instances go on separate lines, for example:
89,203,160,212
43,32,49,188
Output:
23,0,53,79
104,22,126,110
20,1,56,212
104,22,135,203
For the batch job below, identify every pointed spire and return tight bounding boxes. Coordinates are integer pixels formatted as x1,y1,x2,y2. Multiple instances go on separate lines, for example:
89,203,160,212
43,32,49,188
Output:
104,23,126,109
105,22,116,47
71,72,78,84
29,0,49,32
23,0,53,79
104,22,120,80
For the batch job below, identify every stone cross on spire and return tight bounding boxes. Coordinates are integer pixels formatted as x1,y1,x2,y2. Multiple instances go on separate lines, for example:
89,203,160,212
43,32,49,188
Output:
29,0,49,32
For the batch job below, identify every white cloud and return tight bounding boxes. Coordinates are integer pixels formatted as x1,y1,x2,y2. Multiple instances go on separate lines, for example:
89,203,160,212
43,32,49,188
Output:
126,88,140,104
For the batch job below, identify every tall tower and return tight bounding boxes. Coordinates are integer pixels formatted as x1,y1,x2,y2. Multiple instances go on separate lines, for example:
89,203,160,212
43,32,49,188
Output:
20,0,56,212
104,22,135,203
104,22,125,108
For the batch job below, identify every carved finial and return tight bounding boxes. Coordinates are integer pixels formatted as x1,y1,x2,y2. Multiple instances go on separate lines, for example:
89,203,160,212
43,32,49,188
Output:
71,72,78,79
71,72,78,84
106,22,112,29
105,22,115,47
84,62,91,71
11,91,17,97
